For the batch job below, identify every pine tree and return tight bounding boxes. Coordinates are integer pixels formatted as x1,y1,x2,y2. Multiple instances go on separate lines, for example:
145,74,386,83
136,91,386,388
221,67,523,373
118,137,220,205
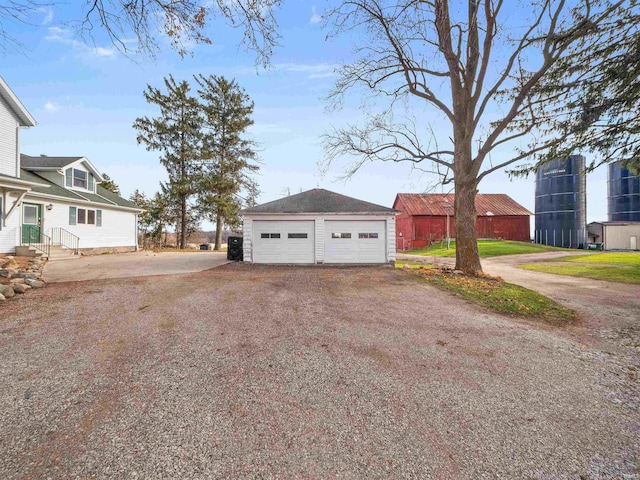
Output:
195,74,259,250
133,75,202,249
100,173,121,195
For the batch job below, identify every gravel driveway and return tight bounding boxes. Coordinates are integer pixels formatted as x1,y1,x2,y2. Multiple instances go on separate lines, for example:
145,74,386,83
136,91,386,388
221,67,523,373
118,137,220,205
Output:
1,264,638,478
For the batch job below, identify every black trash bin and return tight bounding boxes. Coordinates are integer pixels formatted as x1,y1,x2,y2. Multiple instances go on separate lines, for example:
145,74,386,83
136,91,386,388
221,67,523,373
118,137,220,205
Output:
200,244,209,251
227,236,243,261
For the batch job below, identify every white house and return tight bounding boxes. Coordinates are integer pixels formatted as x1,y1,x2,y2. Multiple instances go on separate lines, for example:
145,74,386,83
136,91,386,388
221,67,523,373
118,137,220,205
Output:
0,77,142,256
242,189,398,264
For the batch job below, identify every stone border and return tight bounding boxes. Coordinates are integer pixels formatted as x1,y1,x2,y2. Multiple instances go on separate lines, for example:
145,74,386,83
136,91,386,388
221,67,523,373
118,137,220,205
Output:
0,256,46,302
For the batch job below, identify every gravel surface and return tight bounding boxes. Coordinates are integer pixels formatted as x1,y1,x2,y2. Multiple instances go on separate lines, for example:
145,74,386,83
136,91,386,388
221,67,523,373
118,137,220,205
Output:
0,264,638,479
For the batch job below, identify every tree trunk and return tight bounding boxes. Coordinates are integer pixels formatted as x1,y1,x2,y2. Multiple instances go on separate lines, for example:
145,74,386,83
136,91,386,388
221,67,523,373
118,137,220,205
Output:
180,194,187,249
214,213,223,251
454,179,482,274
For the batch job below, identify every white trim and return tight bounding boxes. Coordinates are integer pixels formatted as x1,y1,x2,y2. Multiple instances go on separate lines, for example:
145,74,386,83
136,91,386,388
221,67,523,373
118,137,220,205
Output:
0,76,37,127
4,191,28,226
25,191,143,213
0,177,48,189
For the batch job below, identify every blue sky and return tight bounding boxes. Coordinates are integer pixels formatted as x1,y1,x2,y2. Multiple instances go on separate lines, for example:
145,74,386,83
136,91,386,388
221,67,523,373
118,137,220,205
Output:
1,1,610,229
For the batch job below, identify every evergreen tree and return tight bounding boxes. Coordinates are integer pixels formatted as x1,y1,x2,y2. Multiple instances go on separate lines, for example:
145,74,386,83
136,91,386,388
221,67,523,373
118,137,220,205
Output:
195,74,259,250
129,189,152,248
100,173,121,195
133,75,201,249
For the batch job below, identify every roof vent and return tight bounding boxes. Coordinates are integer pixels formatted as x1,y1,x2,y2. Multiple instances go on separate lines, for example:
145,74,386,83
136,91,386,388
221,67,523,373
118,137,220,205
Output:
486,211,494,216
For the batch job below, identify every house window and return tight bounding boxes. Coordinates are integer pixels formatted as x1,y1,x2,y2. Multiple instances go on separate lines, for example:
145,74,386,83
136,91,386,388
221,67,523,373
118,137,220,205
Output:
288,233,308,239
88,174,94,192
69,206,102,226
73,169,88,189
260,233,280,239
331,233,351,239
65,169,72,187
358,233,379,239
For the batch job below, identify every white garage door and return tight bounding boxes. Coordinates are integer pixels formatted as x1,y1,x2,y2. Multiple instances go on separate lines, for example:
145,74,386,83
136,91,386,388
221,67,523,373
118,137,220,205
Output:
253,220,315,264
324,220,386,263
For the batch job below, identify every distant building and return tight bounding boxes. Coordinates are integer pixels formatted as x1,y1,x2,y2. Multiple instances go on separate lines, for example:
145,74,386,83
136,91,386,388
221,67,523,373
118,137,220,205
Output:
393,193,531,251
608,161,640,221
534,155,587,248
588,221,640,251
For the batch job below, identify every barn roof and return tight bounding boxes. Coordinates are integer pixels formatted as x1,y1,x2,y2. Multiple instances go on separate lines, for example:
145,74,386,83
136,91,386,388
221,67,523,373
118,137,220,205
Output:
243,188,396,214
394,193,532,216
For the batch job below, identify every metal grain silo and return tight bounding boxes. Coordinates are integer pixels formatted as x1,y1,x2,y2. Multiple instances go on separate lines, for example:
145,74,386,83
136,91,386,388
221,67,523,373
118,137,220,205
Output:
608,162,640,221
534,155,587,248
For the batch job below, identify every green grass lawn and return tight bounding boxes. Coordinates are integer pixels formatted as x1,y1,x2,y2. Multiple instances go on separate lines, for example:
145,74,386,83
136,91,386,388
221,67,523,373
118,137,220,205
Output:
403,266,575,325
405,239,565,258
551,252,640,266
520,251,640,284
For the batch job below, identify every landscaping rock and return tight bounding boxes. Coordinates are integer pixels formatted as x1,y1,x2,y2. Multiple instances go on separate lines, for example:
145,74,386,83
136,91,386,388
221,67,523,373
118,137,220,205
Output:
0,292,5,302
0,269,9,277
10,273,26,278
9,278,25,284
0,284,16,298
24,278,45,289
24,273,40,279
12,284,28,294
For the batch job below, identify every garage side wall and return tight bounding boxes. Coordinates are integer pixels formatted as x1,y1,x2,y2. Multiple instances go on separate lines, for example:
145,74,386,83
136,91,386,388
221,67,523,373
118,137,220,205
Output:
242,218,252,262
603,224,640,250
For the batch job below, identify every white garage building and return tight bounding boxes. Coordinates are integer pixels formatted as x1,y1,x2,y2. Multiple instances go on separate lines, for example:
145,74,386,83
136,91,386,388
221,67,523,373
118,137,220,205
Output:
242,189,398,264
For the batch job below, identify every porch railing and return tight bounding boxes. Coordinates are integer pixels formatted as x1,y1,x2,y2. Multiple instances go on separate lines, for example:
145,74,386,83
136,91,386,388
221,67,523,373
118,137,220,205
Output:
50,227,80,254
22,226,51,257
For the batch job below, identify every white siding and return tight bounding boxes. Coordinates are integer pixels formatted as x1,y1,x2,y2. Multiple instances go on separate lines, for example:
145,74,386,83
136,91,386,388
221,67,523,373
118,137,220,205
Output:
387,216,396,261
315,217,325,263
32,197,137,248
0,95,19,178
37,170,64,187
0,191,21,254
243,218,252,261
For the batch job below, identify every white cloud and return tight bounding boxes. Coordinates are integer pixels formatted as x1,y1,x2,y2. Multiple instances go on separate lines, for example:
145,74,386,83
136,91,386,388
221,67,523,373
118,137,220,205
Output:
94,47,115,57
45,27,116,59
44,101,60,112
38,7,54,25
310,5,322,24
277,62,336,79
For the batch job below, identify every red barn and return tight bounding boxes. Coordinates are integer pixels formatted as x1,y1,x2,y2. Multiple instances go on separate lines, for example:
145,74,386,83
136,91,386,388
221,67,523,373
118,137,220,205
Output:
393,193,532,250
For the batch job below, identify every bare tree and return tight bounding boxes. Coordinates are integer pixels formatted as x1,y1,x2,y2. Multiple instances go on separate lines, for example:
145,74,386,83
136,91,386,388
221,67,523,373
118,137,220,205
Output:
323,0,625,274
0,0,281,61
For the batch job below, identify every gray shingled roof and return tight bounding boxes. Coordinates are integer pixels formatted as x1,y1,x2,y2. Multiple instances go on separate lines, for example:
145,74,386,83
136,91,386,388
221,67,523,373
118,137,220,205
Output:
243,189,396,214
21,154,84,169
19,169,141,209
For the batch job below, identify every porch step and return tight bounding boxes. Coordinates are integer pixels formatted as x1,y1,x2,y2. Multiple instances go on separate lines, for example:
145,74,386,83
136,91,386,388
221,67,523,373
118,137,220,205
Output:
47,245,80,261
15,246,46,258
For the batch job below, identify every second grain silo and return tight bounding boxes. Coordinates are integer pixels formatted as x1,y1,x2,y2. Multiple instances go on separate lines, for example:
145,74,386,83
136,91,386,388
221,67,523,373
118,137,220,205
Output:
608,161,640,221
534,155,587,248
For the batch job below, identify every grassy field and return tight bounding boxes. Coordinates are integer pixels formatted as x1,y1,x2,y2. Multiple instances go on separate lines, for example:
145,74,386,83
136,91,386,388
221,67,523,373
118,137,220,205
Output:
520,251,640,284
399,264,576,325
405,240,565,258
550,252,640,266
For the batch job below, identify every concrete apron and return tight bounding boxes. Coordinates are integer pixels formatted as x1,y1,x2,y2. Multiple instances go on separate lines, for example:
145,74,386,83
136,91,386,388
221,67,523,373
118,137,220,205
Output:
43,251,231,283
